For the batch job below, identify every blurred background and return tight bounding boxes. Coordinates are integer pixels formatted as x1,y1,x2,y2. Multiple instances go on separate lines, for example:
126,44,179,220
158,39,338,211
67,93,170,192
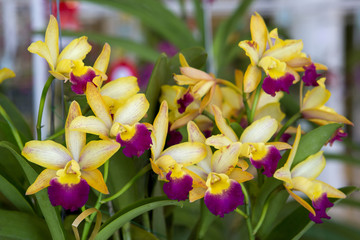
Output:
0,0,359,238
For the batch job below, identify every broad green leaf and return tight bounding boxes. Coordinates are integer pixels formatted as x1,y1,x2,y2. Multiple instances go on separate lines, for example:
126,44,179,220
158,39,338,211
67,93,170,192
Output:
292,123,342,167
95,196,183,240
325,153,360,166
264,186,357,240
230,122,244,139
143,53,170,123
0,209,51,240
62,30,160,62
0,141,65,240
0,173,34,214
192,0,205,47
130,224,159,240
303,220,360,240
0,93,32,141
168,47,207,75
81,0,197,49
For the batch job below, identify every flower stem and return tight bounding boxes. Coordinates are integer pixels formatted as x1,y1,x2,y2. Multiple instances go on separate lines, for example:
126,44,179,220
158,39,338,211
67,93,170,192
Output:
101,163,151,204
235,208,248,218
252,200,269,235
202,110,215,123
0,105,23,149
274,112,302,142
46,128,65,140
249,79,264,123
81,161,110,240
36,75,55,140
240,183,254,240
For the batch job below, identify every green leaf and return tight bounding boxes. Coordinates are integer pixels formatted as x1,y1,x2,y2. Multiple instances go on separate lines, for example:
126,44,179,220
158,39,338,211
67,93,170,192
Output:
81,0,197,49
292,123,342,167
264,186,357,240
130,224,159,240
303,220,360,240
62,30,160,62
325,153,360,166
0,173,34,214
143,53,170,123
95,196,183,240
0,141,65,240
0,209,51,240
192,0,205,47
0,93,32,142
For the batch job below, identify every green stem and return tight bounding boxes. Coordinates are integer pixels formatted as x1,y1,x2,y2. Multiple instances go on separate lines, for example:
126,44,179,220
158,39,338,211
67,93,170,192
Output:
217,79,242,95
46,128,65,140
36,75,55,140
235,208,248,218
202,110,215,123
249,79,264,123
81,161,110,240
274,112,302,142
240,183,254,240
0,105,23,149
101,163,151,204
252,200,269,235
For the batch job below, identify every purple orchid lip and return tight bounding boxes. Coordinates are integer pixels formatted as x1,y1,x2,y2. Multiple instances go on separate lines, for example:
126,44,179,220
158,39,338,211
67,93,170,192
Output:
166,124,183,147
70,68,96,94
116,123,152,158
250,145,281,177
309,193,334,224
177,91,194,114
204,180,244,217
262,73,295,97
163,171,193,201
302,63,321,86
327,128,347,146
48,178,90,212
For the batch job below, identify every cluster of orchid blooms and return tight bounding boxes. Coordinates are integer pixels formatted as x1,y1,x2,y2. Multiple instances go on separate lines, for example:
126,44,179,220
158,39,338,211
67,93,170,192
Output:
15,13,353,224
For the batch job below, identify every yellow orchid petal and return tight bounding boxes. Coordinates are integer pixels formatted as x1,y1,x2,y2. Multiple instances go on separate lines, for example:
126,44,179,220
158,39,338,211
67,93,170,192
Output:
0,68,16,83
250,12,268,56
45,15,59,69
189,187,206,202
220,86,242,110
180,67,214,81
211,142,242,174
154,155,176,174
57,36,92,63
264,39,303,62
54,59,73,79
314,63,328,71
255,102,285,123
267,142,292,151
286,57,312,68
291,151,325,180
100,76,139,102
179,53,190,67
302,84,330,110
93,43,111,74
258,56,287,79
186,165,208,183
243,64,262,93
257,90,283,108
240,116,277,143
65,101,86,162
285,186,316,215
86,82,113,129
273,125,302,186
237,159,249,170
192,80,214,99
174,74,198,85
79,140,120,170
152,101,168,159
228,168,254,183
212,105,238,142
160,85,185,109
302,109,353,125
205,134,233,149
160,142,207,166
81,169,109,194
70,116,110,139
25,169,57,195
48,70,67,81
310,179,346,199
28,41,54,71
113,93,149,125
235,69,243,89
22,140,72,170
199,86,216,112
170,109,200,130
238,40,260,65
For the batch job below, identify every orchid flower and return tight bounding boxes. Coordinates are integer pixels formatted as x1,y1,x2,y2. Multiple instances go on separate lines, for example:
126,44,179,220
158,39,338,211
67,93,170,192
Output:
69,43,111,94
185,121,253,217
22,101,120,211
0,68,15,84
239,12,321,96
206,105,291,177
254,90,285,123
70,80,151,158
150,101,207,201
274,125,346,223
28,15,92,81
301,78,353,125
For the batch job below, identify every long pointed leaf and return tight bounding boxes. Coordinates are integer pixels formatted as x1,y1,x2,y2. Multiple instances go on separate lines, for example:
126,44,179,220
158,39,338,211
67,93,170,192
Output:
95,196,183,240
0,141,65,240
